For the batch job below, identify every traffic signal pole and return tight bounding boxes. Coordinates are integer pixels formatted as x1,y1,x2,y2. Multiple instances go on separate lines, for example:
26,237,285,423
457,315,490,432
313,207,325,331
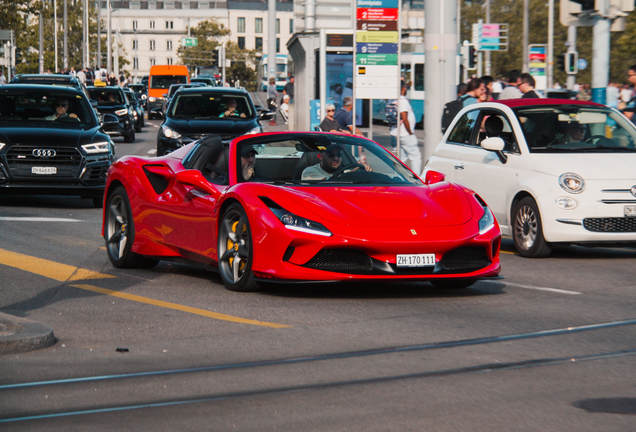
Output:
566,26,577,90
591,7,610,104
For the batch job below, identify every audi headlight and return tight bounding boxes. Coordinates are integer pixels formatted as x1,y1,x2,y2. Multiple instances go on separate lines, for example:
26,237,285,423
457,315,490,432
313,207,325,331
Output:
245,126,262,135
269,207,332,237
82,142,110,154
149,96,156,102
0,143,5,151
115,109,129,116
162,125,182,139
141,94,147,100
478,206,496,235
559,173,585,194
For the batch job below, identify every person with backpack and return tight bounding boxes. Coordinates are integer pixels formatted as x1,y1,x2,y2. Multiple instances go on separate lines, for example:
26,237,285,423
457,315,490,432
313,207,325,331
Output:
441,78,484,133
390,83,421,174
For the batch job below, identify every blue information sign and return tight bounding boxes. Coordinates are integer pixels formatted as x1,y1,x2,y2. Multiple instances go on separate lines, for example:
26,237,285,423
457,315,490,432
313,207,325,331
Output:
356,43,398,54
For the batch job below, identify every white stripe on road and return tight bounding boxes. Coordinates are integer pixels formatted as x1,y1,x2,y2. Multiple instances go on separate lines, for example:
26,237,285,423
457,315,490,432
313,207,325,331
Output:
147,149,157,155
0,217,83,222
151,124,159,128
484,280,582,295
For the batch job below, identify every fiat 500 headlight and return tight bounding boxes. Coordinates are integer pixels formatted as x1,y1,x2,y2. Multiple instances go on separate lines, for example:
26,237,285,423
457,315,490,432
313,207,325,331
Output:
161,125,182,139
559,173,585,194
269,207,332,237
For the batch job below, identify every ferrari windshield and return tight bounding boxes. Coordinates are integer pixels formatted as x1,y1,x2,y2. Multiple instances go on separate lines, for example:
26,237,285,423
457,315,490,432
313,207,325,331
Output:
236,134,421,185
0,89,95,127
170,93,254,119
515,105,636,152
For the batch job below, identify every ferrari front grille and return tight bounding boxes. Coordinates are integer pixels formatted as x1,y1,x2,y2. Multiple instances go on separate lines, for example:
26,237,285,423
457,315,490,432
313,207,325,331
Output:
583,218,636,232
304,249,373,272
439,246,490,272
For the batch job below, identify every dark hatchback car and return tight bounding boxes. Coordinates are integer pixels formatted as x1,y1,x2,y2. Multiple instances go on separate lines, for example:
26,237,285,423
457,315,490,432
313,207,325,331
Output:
0,85,115,207
159,82,206,116
88,86,136,142
123,88,144,132
156,87,274,155
10,73,91,99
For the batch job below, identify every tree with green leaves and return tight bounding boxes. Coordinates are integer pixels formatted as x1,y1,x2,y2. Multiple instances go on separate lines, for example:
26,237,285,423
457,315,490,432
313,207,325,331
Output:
177,19,231,70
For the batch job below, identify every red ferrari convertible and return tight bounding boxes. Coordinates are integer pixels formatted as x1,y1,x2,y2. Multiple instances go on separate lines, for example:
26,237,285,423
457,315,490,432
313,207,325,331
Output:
102,132,501,291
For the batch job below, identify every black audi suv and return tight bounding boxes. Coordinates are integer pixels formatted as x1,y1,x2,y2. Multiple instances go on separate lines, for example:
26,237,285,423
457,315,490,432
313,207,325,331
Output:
0,84,116,207
156,87,274,156
87,86,136,142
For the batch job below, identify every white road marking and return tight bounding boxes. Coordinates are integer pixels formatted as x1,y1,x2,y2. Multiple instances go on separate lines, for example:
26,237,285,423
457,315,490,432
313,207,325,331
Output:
147,149,157,155
151,124,159,128
0,217,83,222
484,280,582,295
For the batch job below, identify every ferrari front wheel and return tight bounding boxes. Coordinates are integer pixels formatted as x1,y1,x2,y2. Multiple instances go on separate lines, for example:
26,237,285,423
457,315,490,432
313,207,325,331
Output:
218,204,259,292
104,187,158,269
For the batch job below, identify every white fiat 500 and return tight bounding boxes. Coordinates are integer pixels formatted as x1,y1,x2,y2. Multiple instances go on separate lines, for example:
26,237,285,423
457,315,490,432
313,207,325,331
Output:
424,98,636,257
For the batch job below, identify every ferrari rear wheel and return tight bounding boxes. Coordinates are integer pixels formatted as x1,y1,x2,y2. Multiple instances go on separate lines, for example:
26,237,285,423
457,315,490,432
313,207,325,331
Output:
431,279,477,289
218,204,259,292
512,197,552,258
104,187,158,269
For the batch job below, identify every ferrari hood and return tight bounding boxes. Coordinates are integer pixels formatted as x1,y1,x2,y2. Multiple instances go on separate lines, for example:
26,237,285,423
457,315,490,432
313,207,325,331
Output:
278,184,473,227
530,154,636,180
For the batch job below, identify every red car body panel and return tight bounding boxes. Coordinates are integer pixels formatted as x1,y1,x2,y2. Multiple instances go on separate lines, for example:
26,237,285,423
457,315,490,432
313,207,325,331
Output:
103,132,501,283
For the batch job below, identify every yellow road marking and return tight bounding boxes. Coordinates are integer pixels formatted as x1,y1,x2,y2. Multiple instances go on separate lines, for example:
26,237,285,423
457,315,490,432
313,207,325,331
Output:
0,248,114,282
71,284,290,328
501,250,517,255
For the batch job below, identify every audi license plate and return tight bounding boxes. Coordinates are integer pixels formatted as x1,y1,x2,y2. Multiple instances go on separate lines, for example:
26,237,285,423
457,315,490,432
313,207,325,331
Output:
396,254,436,268
625,205,636,217
31,167,57,175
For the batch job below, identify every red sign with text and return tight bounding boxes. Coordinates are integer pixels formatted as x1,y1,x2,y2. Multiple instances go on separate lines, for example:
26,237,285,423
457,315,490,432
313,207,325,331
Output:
356,8,399,21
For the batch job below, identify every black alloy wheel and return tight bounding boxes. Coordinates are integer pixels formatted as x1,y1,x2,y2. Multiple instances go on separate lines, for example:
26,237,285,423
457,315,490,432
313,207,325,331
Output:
104,187,158,268
512,197,553,258
217,203,259,292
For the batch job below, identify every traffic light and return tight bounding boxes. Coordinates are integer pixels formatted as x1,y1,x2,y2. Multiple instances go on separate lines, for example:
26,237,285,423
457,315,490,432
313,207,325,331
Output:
15,47,22,63
565,52,578,74
468,45,477,70
557,54,566,72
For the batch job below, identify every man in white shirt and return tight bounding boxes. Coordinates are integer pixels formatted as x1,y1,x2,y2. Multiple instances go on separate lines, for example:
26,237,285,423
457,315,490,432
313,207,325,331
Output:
390,83,421,174
498,70,523,100
302,144,345,180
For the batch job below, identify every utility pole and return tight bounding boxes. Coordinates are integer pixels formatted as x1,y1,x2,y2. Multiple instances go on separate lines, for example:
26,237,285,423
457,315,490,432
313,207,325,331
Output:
39,11,44,74
63,0,68,70
547,0,554,88
485,0,491,76
267,0,277,85
591,0,610,104
107,0,111,74
566,26,576,90
424,0,457,165
523,0,529,72
54,0,58,72
97,1,101,69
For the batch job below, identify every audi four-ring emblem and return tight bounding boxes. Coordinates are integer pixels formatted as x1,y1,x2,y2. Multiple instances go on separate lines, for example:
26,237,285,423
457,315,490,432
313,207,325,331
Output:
32,149,56,158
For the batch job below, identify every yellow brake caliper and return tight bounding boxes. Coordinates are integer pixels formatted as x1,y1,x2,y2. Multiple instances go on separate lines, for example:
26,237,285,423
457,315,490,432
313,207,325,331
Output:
227,221,246,270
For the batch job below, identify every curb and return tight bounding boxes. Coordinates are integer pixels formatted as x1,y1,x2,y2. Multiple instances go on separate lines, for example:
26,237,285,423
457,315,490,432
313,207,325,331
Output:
0,312,56,355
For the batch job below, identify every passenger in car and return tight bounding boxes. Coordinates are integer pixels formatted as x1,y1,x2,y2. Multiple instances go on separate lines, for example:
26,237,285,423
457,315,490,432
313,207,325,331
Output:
240,145,266,181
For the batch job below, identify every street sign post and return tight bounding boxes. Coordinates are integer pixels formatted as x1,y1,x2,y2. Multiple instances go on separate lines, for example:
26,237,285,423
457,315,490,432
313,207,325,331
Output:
528,44,547,90
471,23,508,51
181,37,198,47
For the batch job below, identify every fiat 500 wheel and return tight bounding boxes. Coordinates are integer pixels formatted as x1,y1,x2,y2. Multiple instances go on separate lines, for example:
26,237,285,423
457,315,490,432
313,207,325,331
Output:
217,204,259,292
104,187,158,269
512,197,552,258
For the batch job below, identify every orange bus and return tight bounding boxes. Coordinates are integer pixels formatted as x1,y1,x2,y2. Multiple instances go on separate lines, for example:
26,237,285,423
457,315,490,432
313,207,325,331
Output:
147,65,189,119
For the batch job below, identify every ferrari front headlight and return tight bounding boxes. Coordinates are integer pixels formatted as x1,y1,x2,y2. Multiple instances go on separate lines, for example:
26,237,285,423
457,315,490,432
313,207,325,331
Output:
82,142,110,154
478,206,496,235
162,125,182,139
269,207,332,237
559,173,585,194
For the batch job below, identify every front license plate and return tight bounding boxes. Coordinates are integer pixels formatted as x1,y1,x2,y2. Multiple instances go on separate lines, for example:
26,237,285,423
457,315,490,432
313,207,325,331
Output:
31,167,57,175
396,254,436,268
625,205,636,217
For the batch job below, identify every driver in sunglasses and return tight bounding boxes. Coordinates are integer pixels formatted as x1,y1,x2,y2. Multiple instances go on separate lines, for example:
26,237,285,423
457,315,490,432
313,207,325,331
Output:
46,97,79,121
302,144,346,180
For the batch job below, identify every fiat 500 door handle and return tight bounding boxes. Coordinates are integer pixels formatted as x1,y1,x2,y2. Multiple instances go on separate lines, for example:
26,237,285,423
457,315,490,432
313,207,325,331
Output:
454,163,465,170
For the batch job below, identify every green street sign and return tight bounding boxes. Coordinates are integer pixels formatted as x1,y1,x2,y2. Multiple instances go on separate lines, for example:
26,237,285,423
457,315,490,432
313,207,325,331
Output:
356,53,398,66
182,37,198,47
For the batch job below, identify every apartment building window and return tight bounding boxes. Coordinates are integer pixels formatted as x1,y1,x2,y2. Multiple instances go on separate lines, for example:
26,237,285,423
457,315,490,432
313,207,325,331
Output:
149,40,155,51
150,20,155,29
255,37,263,51
132,40,138,50
166,21,173,29
166,40,173,51
238,37,245,50
289,19,293,33
167,58,173,65
133,58,139,69
150,58,156,66
237,17,245,33
276,18,280,34
255,18,263,33
276,38,280,53
132,20,138,30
